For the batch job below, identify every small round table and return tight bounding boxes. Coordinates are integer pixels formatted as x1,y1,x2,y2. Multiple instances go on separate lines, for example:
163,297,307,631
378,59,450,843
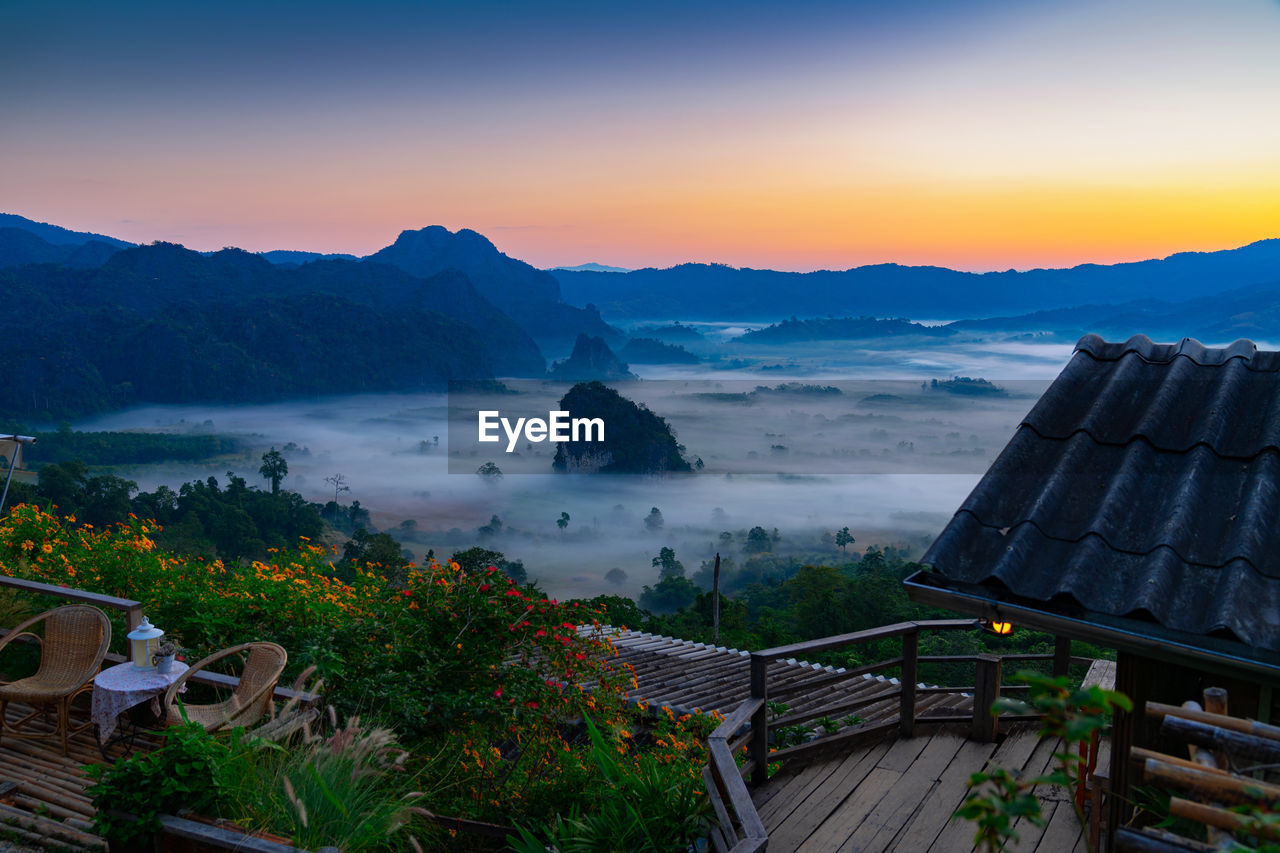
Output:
92,661,189,758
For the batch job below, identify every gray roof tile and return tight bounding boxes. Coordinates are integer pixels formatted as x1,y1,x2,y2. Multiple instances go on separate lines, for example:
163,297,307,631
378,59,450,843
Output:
923,334,1280,651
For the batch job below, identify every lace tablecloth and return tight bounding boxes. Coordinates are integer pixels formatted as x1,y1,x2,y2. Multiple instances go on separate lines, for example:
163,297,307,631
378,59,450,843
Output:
92,661,189,740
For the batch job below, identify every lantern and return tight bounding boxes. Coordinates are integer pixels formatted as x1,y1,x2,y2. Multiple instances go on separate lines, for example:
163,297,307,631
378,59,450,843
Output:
980,619,1014,636
127,616,164,669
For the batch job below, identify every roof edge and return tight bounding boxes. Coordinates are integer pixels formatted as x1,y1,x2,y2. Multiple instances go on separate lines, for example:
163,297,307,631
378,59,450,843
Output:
1075,333,1259,366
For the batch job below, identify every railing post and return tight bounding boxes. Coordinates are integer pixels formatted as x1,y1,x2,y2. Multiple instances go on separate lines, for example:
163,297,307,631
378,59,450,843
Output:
899,627,918,737
750,653,769,787
1053,635,1071,678
972,653,1002,742
126,604,143,663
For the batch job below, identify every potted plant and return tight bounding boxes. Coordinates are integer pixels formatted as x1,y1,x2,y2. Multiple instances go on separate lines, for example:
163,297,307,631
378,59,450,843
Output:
154,639,184,674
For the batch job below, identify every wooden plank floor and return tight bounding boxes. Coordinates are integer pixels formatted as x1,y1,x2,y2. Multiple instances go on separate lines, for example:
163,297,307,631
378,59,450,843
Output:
753,723,1099,853
0,700,141,851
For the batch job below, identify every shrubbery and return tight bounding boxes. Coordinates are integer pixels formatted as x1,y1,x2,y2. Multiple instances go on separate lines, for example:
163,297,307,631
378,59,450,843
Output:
0,504,712,846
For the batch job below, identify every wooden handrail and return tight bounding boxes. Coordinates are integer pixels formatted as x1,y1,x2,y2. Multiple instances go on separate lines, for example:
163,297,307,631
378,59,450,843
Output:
704,698,767,853
752,618,975,661
748,618,979,785
0,575,143,646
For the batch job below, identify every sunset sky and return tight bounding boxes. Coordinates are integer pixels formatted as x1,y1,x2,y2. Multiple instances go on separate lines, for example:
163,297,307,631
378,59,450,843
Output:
3,0,1279,272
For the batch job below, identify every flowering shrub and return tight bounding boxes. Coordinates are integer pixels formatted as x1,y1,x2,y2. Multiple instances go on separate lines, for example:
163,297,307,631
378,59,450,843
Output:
0,504,712,834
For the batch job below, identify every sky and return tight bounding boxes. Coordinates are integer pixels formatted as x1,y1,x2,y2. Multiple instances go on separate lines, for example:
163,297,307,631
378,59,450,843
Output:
3,0,1279,272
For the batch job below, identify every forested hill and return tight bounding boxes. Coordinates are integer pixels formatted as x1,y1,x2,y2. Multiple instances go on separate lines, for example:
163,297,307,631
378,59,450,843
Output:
367,226,620,350
0,243,547,420
552,239,1280,321
0,213,133,249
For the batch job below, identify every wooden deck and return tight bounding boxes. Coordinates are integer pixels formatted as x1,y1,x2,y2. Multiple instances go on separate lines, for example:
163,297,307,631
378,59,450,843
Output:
752,723,1108,853
0,700,137,852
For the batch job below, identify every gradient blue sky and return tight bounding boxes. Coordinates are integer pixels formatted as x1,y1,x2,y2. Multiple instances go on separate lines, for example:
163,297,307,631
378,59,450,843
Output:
3,0,1278,270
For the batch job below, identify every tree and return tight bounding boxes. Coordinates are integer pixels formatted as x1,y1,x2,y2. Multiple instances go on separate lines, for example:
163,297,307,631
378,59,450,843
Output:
342,529,410,583
557,511,570,532
639,575,699,614
258,448,288,494
605,568,628,585
325,473,350,504
476,461,503,481
652,546,685,579
835,526,855,552
644,506,664,532
478,514,503,538
450,547,526,584
744,526,772,554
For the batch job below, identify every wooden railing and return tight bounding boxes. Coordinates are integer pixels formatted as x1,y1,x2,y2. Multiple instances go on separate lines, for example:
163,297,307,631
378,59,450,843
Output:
705,697,768,853
746,619,1085,785
1,574,318,705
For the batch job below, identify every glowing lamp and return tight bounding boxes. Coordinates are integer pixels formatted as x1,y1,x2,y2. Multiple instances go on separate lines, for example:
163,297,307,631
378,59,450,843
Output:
982,619,1014,636
127,616,164,669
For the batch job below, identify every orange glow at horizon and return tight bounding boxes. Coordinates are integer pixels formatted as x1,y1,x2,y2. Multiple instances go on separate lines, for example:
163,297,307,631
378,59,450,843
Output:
5,1,1279,273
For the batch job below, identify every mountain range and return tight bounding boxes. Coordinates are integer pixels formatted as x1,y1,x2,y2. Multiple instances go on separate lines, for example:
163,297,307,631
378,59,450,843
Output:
551,242,1280,330
0,215,616,352
0,222,563,419
4,210,1280,419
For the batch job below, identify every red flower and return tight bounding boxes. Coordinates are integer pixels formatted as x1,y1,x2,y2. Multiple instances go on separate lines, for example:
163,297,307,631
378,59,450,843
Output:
574,653,586,660
479,583,491,592
400,589,412,597
525,701,539,709
535,629,546,637
493,687,503,699
504,589,522,598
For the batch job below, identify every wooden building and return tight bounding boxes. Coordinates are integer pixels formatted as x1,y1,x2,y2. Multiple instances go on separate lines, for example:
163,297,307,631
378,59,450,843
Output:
906,334,1280,832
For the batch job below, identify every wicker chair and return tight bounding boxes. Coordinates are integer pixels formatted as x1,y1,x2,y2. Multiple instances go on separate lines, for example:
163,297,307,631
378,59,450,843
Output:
161,641,287,732
0,605,112,755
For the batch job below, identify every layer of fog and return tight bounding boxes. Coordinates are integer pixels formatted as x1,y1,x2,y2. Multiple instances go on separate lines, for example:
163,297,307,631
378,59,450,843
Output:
73,333,1072,599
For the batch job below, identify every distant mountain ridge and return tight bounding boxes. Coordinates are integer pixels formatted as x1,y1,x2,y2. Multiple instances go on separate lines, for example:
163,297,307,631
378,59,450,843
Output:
0,228,123,269
549,262,632,273
0,242,546,419
367,226,620,350
0,213,134,248
552,240,1280,321
949,275,1280,343
259,249,359,265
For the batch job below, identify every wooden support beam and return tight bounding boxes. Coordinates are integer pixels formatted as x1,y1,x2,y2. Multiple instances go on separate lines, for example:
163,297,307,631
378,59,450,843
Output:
900,628,918,738
1053,635,1072,678
972,653,1001,742
749,653,769,788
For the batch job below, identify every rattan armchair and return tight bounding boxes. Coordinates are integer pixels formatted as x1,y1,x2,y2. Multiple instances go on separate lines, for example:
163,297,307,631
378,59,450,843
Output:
161,641,287,732
0,604,112,755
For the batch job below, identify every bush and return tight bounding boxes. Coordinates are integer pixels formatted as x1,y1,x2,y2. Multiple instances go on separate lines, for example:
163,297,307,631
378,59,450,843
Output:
1,504,710,836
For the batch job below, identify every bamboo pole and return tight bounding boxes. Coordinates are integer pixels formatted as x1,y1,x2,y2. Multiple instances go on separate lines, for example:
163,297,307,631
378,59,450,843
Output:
1142,757,1280,806
1162,716,1280,767
1169,796,1280,842
1131,747,1230,777
1147,701,1280,742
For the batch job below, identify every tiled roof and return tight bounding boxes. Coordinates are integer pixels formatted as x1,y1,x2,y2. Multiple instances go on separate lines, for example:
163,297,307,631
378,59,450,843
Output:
922,334,1280,652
